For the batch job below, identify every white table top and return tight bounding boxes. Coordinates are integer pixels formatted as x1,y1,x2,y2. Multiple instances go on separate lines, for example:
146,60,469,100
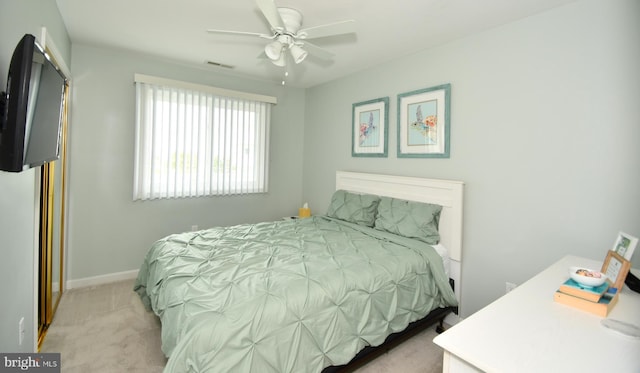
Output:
433,255,640,372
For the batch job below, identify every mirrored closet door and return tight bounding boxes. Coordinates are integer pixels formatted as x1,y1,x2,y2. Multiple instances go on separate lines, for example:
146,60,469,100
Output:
37,77,69,349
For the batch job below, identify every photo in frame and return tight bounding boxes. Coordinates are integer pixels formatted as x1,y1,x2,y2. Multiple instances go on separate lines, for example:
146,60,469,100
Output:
352,97,389,157
397,83,450,158
611,231,638,261
601,250,631,291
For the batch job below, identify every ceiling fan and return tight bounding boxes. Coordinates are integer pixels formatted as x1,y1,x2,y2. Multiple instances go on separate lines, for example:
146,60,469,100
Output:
207,0,356,67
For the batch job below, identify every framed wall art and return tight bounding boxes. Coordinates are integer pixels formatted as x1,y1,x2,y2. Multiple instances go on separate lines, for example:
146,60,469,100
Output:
397,83,450,158
352,97,389,157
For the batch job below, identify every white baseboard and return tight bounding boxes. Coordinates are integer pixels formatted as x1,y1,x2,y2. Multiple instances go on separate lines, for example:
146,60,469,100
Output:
66,269,139,290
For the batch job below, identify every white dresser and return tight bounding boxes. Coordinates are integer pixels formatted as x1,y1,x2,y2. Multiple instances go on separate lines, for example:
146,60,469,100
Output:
433,255,640,372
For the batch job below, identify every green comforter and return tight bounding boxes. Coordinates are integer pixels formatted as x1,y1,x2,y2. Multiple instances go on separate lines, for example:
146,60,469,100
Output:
134,216,457,372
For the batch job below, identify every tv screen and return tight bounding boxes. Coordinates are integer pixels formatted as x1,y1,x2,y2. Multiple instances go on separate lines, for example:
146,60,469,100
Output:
0,34,66,172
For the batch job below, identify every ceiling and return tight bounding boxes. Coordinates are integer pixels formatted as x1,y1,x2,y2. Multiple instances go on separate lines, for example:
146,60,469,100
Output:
55,0,576,88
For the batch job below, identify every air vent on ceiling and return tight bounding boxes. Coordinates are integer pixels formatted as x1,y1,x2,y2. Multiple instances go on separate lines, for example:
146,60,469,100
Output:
206,60,234,69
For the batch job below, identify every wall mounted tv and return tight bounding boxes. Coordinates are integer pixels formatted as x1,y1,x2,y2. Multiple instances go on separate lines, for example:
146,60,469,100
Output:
0,33,67,172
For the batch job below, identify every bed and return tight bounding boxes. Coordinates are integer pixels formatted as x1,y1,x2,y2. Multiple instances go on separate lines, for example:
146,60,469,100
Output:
134,171,464,372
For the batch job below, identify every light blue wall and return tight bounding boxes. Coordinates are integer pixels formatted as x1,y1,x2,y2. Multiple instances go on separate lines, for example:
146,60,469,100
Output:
302,0,640,317
0,0,70,352
66,45,306,280
2,1,638,345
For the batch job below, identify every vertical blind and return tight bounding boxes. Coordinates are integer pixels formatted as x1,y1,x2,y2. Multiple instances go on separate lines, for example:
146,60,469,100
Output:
134,76,273,200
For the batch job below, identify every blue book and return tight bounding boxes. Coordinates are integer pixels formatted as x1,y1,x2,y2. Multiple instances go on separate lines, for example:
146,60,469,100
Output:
558,278,609,302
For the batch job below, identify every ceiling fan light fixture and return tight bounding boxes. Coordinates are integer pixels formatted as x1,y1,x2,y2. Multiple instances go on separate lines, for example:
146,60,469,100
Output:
207,2,355,72
271,51,286,67
265,40,284,61
289,44,308,64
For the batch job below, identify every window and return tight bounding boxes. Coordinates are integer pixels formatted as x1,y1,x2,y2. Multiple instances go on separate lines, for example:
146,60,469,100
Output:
133,75,275,200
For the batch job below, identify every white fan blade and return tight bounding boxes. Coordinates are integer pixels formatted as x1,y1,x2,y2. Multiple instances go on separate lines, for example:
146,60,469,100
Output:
207,29,273,39
301,41,334,60
256,0,285,31
299,20,355,40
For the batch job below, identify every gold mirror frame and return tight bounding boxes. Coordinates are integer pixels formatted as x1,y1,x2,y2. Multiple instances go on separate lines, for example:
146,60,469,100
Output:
37,70,69,349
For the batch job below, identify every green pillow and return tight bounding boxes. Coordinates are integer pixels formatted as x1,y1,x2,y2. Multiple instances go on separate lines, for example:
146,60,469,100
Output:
326,190,380,227
374,197,442,244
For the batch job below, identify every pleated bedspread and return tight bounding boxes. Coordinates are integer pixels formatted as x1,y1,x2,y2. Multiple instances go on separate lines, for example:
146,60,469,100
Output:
134,216,457,372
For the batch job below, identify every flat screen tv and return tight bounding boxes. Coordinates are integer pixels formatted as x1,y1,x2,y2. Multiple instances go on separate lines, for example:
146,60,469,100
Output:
0,33,67,172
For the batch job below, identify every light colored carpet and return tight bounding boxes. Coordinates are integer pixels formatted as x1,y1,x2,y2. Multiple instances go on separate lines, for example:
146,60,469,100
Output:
41,279,445,372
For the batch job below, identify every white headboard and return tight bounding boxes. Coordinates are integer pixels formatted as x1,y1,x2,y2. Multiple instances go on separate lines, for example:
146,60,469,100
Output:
335,171,464,262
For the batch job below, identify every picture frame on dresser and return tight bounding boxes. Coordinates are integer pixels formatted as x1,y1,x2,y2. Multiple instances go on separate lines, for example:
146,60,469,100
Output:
601,250,631,291
611,231,638,260
351,97,389,157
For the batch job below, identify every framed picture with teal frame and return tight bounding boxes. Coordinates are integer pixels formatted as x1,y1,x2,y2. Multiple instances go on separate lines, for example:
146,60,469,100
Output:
352,97,389,157
397,83,451,158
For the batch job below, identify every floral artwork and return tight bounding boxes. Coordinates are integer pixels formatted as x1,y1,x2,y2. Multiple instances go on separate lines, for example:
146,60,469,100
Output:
408,100,437,146
397,84,450,158
352,97,388,157
359,110,380,147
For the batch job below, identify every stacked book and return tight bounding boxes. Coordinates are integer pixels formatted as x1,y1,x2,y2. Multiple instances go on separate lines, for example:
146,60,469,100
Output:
553,279,618,317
